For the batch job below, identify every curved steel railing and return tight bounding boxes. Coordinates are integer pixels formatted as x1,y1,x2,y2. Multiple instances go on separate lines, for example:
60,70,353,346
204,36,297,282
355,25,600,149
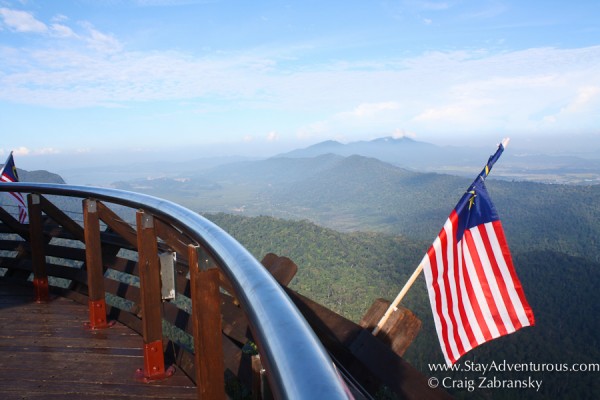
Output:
0,182,351,399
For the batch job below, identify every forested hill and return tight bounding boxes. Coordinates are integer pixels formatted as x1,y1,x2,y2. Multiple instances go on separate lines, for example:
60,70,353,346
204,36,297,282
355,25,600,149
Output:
264,155,600,262
206,212,600,400
0,166,65,184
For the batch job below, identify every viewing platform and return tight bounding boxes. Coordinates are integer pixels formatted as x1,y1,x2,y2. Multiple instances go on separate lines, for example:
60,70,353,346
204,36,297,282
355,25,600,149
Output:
0,182,449,399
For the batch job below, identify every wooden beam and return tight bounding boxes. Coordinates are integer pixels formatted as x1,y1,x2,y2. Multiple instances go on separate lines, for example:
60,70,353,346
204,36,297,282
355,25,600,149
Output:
135,210,171,381
83,199,111,329
260,253,298,287
0,206,29,240
40,195,85,242
154,218,192,261
189,244,225,400
27,194,49,302
283,286,450,399
359,298,421,357
98,201,138,249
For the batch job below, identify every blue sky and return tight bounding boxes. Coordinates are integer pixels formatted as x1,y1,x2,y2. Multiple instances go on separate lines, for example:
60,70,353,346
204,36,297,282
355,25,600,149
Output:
1,0,599,169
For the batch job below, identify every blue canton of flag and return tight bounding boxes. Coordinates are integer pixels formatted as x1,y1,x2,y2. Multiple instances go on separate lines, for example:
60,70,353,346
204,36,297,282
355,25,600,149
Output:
1,152,28,224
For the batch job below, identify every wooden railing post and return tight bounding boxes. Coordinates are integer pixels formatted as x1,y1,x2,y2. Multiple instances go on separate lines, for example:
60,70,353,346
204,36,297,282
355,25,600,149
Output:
189,244,225,400
27,193,48,302
83,199,111,329
135,210,172,382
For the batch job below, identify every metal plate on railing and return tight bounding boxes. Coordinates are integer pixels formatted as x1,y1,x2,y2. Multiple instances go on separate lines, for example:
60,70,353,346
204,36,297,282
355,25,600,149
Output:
159,251,176,300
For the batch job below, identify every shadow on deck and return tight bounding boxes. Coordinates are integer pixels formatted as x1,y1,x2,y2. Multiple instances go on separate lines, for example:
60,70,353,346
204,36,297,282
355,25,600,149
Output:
0,280,197,400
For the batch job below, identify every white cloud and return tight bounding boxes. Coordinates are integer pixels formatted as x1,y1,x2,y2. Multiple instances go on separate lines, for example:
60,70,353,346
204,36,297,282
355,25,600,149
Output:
346,102,402,118
80,22,123,53
297,120,335,141
35,148,61,155
13,147,31,156
539,85,600,129
52,14,69,23
0,7,120,52
0,8,47,33
10,147,61,157
266,131,279,142
50,23,77,38
414,105,463,121
1,4,599,143
291,46,600,141
392,128,416,139
560,86,600,114
296,102,405,141
413,97,494,123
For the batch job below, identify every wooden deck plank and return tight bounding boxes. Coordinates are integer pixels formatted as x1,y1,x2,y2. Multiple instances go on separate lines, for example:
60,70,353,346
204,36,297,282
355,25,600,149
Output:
0,280,197,399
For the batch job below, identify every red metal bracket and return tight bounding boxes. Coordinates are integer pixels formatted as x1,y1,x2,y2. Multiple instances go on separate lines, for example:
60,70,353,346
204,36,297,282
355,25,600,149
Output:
33,277,49,303
134,340,175,382
84,299,115,330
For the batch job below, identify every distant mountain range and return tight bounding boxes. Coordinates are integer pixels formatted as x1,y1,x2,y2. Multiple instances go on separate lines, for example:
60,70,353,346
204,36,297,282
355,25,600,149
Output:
12,137,600,269
279,136,600,184
106,151,600,268
58,137,600,186
281,137,448,167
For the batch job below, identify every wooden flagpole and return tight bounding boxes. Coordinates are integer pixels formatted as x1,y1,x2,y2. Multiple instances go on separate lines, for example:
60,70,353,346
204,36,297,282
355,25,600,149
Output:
372,138,510,336
372,258,425,335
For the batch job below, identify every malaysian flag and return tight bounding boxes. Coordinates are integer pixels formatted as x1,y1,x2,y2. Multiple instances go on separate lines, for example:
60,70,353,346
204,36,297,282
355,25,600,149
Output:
422,139,534,365
1,152,28,223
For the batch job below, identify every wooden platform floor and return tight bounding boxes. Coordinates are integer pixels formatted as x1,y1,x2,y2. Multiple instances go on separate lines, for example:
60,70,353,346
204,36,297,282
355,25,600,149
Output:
0,280,197,400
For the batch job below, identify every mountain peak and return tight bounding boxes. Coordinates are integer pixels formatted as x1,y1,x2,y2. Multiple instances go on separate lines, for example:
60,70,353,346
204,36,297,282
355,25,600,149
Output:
279,136,440,169
370,136,418,144
314,139,343,146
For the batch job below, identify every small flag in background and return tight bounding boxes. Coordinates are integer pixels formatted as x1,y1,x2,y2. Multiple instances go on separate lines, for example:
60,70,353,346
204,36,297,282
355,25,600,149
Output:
0,152,28,223
421,140,534,366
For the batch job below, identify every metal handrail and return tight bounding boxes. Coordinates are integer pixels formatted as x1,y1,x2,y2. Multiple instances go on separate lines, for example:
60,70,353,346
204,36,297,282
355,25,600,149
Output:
0,182,351,399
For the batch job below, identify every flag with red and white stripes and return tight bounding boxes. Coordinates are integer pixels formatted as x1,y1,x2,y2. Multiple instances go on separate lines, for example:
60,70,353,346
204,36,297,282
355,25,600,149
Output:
1,152,28,224
422,140,534,365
